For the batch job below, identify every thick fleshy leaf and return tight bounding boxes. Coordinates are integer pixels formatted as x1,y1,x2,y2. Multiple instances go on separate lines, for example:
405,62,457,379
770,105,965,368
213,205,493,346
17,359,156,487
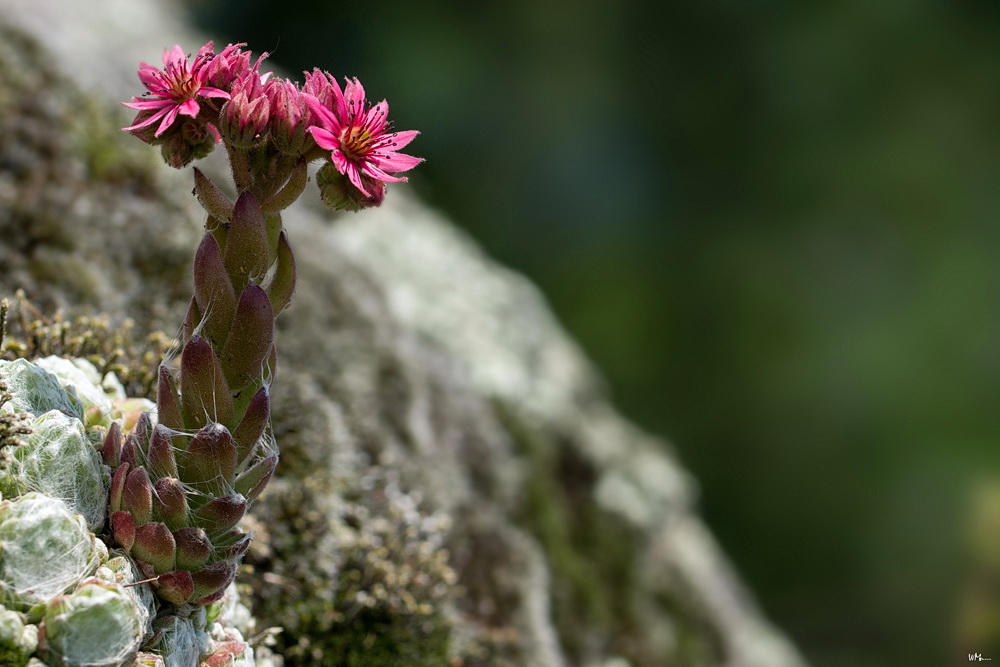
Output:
179,423,238,494
218,285,274,390
180,336,233,429
193,168,234,222
132,410,153,449
173,527,212,570
191,562,237,603
234,454,277,503
223,192,269,289
261,160,308,213
155,570,194,605
192,494,247,537
265,231,296,314
122,410,151,467
147,425,179,480
264,211,282,263
110,511,136,552
194,233,237,347
101,422,122,467
157,366,184,432
120,435,140,469
215,530,252,561
152,477,189,531
183,298,200,344
264,343,277,387
109,462,130,513
135,559,156,581
132,522,176,574
202,641,250,667
232,387,269,465
123,468,153,526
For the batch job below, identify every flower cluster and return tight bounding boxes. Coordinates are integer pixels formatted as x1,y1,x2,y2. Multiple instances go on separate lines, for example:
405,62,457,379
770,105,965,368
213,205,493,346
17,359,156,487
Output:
113,40,423,614
122,41,421,210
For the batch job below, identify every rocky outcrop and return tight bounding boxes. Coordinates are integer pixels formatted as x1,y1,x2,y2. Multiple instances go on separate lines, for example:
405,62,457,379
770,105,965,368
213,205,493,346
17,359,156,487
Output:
0,2,806,665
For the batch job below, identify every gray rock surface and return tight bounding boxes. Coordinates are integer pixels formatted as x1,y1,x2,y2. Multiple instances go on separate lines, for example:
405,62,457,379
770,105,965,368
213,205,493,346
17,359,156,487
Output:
0,2,807,665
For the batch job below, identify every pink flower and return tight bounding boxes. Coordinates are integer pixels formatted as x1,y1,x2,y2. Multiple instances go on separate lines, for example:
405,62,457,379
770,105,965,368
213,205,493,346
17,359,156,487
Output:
303,75,422,198
122,43,230,138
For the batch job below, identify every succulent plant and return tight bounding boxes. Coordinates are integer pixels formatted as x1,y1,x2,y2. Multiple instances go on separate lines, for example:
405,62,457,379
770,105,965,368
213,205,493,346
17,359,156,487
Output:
0,492,102,610
0,356,267,665
37,578,146,667
0,358,83,421
0,606,37,666
100,190,287,606
109,38,421,611
2,410,108,532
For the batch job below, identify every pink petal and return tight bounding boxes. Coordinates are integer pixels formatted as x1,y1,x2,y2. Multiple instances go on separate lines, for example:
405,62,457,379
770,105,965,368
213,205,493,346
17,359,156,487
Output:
330,76,347,120
386,130,419,151
197,41,215,58
345,163,369,196
137,64,162,88
122,99,173,110
122,107,169,132
330,149,349,175
361,162,407,184
162,45,187,69
366,101,389,131
154,107,180,137
307,126,340,152
374,151,422,173
197,87,231,100
344,78,365,116
178,98,201,117
303,94,341,132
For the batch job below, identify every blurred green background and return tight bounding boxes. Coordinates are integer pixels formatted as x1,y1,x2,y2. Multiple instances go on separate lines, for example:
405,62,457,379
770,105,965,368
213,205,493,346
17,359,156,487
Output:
190,1,1000,665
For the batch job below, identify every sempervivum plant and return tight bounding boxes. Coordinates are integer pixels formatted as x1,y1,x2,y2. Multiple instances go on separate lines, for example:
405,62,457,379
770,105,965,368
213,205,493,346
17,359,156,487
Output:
110,42,422,609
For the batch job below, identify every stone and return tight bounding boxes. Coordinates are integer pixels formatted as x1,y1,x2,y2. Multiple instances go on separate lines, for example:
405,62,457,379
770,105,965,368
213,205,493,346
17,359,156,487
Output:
0,3,807,665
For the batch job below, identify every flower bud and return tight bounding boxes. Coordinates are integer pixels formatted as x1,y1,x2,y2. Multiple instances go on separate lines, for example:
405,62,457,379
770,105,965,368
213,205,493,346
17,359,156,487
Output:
203,43,249,90
302,68,338,113
265,78,311,155
159,120,216,169
218,75,270,149
316,162,386,211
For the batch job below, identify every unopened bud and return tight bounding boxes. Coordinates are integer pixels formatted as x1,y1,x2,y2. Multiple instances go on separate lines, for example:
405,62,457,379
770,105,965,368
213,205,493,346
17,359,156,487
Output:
302,68,338,112
218,91,270,149
316,162,386,212
204,43,249,90
265,78,311,155
159,120,216,169
218,70,270,149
